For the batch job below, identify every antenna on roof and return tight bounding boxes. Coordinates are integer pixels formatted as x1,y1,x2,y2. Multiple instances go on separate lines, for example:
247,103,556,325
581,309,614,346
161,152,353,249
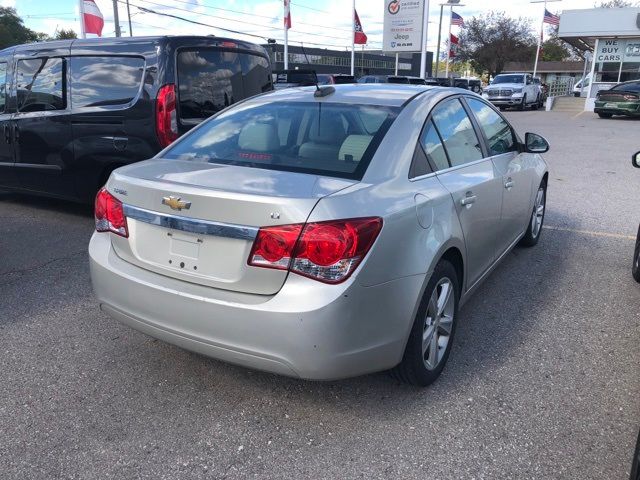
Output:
314,85,335,97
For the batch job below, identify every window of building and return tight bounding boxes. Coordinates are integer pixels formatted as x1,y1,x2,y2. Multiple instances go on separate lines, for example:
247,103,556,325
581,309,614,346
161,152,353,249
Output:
70,56,144,108
17,57,66,112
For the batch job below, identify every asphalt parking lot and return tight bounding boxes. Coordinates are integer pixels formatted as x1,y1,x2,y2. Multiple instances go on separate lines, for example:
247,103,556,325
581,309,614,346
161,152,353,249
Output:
1,110,639,479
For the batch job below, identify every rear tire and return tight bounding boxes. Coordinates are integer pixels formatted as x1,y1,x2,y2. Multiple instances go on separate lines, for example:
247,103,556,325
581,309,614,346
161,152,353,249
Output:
391,259,459,387
598,112,613,119
632,226,640,283
519,179,547,247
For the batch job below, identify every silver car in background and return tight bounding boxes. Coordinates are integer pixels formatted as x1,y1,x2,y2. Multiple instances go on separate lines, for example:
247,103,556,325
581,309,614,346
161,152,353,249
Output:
89,84,549,386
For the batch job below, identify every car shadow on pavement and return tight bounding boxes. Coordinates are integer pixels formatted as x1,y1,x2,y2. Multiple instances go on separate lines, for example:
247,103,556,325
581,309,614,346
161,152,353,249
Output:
0,192,93,218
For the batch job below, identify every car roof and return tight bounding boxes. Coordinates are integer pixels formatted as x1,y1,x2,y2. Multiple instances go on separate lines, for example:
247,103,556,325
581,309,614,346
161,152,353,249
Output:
247,83,450,108
0,35,264,56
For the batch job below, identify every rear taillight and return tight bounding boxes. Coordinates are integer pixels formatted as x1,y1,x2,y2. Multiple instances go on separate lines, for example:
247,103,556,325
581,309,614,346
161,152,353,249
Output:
156,83,178,148
95,188,128,238
248,217,382,284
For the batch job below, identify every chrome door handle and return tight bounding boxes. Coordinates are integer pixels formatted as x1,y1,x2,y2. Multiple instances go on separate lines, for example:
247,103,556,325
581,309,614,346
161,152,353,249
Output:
504,179,514,189
461,194,477,206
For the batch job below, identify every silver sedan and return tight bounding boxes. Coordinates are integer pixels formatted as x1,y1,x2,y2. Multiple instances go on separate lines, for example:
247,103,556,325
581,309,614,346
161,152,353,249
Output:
89,84,549,386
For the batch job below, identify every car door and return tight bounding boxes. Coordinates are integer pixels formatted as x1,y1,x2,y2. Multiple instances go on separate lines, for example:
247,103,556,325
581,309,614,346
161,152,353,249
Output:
0,51,19,189
428,97,503,287
464,97,533,253
12,46,75,197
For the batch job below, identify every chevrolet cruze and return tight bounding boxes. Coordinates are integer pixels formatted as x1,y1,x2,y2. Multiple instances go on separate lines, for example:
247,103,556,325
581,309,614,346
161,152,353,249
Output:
89,84,549,386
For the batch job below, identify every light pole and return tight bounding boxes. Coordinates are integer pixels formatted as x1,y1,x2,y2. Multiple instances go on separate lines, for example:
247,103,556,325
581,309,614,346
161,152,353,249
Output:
435,0,464,79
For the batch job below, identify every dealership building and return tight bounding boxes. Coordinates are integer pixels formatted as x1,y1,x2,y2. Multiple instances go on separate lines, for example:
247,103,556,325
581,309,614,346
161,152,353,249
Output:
263,44,433,78
558,7,640,110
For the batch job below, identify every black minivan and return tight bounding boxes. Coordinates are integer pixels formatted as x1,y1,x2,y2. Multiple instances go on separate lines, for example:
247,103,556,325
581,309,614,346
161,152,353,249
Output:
0,36,273,202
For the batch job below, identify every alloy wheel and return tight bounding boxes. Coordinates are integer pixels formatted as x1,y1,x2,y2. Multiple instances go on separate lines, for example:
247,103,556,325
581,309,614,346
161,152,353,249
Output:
531,186,545,238
422,278,455,370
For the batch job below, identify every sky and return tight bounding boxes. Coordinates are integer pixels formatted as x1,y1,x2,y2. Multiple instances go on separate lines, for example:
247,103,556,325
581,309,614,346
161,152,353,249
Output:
5,0,597,52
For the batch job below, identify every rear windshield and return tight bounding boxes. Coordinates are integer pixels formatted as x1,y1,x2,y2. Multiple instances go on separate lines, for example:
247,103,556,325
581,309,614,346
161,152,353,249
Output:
177,48,272,123
611,81,640,92
162,101,399,180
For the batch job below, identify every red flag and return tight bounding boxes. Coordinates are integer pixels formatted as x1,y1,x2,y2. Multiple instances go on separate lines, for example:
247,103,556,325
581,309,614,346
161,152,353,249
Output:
354,10,367,45
449,33,459,58
82,0,104,36
284,0,291,30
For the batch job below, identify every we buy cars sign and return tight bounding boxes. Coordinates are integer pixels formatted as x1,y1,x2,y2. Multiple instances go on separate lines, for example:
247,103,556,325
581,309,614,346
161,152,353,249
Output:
382,0,425,52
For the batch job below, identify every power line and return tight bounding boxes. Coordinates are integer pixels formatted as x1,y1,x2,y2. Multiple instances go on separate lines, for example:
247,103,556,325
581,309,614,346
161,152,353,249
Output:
130,0,354,42
124,1,360,49
146,0,354,34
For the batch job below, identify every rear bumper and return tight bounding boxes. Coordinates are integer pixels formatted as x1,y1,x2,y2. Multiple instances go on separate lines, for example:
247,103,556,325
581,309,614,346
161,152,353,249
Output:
89,233,423,380
594,101,640,116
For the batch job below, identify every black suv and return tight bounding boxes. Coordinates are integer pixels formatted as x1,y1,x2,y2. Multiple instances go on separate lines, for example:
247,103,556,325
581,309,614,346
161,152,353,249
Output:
0,36,273,202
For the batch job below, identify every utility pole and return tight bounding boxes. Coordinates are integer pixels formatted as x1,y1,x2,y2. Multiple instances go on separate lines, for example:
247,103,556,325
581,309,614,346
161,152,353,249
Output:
419,0,430,79
126,0,133,36
113,0,121,37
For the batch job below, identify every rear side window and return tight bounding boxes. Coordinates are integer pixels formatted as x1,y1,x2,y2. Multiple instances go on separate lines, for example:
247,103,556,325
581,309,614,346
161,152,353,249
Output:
70,56,144,108
17,57,65,112
465,98,517,156
419,120,449,171
431,99,483,167
0,62,6,113
162,101,399,180
177,49,272,123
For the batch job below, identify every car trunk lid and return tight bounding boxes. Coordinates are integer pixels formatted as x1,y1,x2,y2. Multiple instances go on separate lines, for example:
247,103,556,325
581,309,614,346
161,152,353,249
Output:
107,160,356,295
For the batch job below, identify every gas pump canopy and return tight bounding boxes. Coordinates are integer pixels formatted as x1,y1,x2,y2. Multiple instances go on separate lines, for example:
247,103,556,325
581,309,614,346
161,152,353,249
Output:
558,7,640,110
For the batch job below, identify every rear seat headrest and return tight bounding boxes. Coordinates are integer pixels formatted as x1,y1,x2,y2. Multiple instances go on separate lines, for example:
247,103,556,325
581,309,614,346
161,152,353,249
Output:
238,122,279,152
338,135,373,163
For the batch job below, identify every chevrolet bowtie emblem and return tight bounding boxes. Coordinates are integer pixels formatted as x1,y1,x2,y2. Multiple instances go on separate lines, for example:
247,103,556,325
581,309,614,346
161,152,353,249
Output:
162,196,191,211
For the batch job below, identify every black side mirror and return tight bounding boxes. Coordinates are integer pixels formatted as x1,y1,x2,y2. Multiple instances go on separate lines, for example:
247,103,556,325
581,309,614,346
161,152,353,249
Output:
524,132,550,154
633,151,640,168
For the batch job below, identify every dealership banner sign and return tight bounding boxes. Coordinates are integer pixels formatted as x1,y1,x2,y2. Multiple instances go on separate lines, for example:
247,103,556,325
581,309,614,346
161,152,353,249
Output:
596,38,640,62
382,0,425,52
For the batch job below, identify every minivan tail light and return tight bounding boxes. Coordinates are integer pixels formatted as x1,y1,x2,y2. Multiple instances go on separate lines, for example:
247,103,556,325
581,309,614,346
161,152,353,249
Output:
156,83,178,148
248,218,382,284
95,188,128,237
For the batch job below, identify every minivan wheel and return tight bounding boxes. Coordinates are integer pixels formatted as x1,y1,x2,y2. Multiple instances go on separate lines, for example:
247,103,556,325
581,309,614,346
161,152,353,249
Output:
391,259,459,387
519,180,547,247
632,226,640,283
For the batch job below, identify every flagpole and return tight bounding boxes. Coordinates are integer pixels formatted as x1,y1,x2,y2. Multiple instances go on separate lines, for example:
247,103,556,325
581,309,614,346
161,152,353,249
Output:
284,1,289,70
351,0,355,76
445,6,452,78
395,53,398,76
419,0,430,79
533,0,546,78
79,0,86,38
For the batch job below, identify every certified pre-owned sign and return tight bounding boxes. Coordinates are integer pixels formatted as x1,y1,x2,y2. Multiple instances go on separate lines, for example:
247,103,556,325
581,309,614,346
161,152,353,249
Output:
382,0,424,53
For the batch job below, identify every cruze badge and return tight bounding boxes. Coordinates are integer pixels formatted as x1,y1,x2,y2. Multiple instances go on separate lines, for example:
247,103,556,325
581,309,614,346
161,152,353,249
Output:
162,196,191,211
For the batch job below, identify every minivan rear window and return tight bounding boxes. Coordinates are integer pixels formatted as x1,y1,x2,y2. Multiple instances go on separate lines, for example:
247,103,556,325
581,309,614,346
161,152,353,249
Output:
177,49,272,123
162,101,399,180
70,56,144,108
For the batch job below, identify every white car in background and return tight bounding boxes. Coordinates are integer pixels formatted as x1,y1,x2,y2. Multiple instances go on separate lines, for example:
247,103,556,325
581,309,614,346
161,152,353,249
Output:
483,73,543,111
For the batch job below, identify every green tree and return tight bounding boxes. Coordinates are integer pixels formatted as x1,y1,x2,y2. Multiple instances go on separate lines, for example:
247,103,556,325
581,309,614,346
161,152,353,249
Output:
596,0,638,7
541,37,571,61
0,7,39,50
457,12,537,78
55,29,77,40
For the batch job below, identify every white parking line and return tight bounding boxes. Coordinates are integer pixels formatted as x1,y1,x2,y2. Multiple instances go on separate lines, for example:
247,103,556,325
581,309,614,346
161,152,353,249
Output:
543,225,636,240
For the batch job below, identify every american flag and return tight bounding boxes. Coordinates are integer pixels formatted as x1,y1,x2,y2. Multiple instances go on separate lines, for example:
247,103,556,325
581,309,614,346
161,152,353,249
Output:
451,11,464,27
543,9,560,26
